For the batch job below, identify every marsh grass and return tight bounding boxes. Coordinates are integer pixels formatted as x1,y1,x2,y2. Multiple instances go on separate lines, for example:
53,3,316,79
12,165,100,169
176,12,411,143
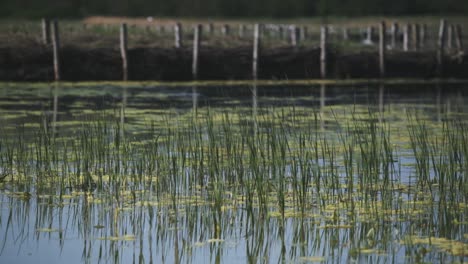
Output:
1,102,468,262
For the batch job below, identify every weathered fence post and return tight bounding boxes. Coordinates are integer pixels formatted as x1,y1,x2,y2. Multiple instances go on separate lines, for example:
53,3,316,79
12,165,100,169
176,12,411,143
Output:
365,26,374,44
239,24,246,38
412,24,420,51
420,24,427,49
174,22,183,48
253,24,261,80
437,19,447,76
390,22,398,49
42,18,50,45
221,24,230,36
207,23,214,35
320,25,328,79
289,25,297,46
403,24,410,51
192,24,202,80
300,26,308,42
379,22,386,78
455,24,464,52
342,27,349,41
447,24,454,51
279,25,285,40
120,23,128,81
51,20,60,81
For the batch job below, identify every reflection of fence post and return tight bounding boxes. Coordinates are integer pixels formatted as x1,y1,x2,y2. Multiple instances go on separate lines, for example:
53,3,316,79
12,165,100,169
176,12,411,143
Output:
174,22,182,48
42,18,50,45
253,24,261,80
192,24,202,80
437,19,446,77
51,20,60,81
455,24,464,52
320,26,328,79
403,24,409,51
120,23,128,81
390,22,398,49
379,22,386,78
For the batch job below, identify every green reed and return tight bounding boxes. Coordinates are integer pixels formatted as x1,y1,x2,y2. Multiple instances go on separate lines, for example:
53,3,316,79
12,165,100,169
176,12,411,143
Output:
0,105,467,228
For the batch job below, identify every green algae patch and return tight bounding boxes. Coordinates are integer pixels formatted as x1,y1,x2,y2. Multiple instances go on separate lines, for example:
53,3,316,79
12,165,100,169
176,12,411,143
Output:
97,234,136,241
298,256,326,262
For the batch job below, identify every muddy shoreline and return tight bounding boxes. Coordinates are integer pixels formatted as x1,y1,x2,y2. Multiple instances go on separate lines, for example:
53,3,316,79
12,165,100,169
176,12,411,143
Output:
1,45,467,81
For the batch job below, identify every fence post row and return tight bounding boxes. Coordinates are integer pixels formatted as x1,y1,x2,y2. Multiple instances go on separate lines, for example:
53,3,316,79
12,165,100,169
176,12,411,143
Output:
41,19,462,81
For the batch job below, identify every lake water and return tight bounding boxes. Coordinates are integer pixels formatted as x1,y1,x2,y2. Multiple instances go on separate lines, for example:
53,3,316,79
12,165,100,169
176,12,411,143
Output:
1,81,468,263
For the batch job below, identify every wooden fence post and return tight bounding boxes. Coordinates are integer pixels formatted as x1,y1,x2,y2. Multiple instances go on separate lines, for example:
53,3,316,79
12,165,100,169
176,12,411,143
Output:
192,24,202,80
289,25,297,46
420,24,427,49
222,24,230,36
51,20,60,81
379,22,386,78
447,24,453,51
174,22,182,48
412,24,420,51
239,24,246,38
455,24,464,52
300,26,308,42
403,24,409,51
120,23,128,81
366,26,374,44
207,23,214,35
320,25,328,79
437,19,447,76
343,27,349,41
42,18,50,45
253,24,261,80
390,22,398,49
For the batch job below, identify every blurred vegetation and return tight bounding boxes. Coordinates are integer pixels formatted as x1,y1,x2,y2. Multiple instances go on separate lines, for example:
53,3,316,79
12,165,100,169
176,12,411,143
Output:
1,0,468,18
